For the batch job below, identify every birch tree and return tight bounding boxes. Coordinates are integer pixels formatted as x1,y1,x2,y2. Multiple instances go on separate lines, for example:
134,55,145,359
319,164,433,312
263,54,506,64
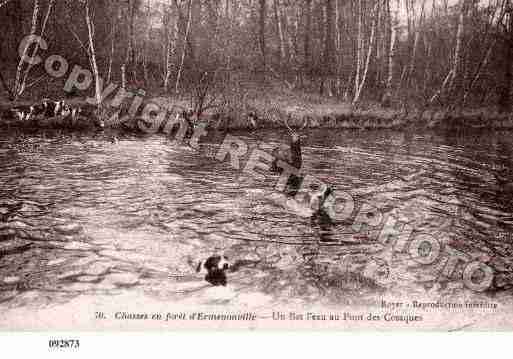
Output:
405,0,426,88
142,0,152,85
321,0,336,96
382,0,398,106
12,0,39,99
0,0,14,9
175,0,192,93
85,0,102,110
164,3,178,91
274,0,286,67
258,0,267,72
449,0,469,105
302,0,313,87
498,1,513,112
354,0,365,100
18,0,54,98
124,0,137,87
353,1,378,104
106,2,118,84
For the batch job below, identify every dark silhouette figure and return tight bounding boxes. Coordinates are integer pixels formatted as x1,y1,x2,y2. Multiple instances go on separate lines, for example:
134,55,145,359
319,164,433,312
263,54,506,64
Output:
72,106,105,130
7,107,31,121
43,100,63,117
310,186,335,225
196,255,230,286
180,109,195,139
29,99,49,117
271,128,304,196
27,99,61,118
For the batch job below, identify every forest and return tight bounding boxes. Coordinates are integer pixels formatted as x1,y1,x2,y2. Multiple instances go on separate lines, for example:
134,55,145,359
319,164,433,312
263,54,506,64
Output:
0,0,512,129
2,0,513,329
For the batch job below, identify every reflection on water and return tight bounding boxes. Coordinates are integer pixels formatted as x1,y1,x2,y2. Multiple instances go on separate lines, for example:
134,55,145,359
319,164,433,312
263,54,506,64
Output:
1,128,513,309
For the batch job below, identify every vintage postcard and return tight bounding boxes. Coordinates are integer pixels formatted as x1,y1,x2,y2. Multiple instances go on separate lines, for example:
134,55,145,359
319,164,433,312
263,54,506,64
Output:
1,0,513,333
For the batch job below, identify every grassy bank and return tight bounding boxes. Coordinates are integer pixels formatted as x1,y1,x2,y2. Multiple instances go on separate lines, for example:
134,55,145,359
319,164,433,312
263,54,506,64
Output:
2,82,513,132
149,82,513,131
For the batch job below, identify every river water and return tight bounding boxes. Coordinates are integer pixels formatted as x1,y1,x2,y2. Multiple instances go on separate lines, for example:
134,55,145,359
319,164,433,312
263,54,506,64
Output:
1,128,513,316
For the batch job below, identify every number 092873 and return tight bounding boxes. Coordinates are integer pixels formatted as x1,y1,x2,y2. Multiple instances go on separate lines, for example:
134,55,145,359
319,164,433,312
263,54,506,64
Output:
48,339,80,349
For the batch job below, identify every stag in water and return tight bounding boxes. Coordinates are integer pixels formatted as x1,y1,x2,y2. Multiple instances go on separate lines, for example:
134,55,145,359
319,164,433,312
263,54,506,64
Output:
271,116,307,195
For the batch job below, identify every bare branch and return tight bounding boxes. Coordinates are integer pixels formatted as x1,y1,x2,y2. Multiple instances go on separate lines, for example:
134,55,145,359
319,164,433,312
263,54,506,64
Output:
66,23,91,59
19,0,55,96
0,69,14,100
0,0,13,9
13,0,39,98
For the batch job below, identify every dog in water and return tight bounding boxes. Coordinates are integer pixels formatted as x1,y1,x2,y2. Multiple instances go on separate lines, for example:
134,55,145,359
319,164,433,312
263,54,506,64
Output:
309,183,336,226
196,255,231,286
9,107,31,121
29,99,65,118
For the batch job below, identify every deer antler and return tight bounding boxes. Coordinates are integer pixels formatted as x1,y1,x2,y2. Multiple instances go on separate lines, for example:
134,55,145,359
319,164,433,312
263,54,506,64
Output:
282,113,296,136
282,113,309,138
301,116,309,130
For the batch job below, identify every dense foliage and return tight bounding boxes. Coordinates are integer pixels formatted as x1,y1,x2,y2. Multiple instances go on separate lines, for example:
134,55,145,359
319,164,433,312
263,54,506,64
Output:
0,0,512,111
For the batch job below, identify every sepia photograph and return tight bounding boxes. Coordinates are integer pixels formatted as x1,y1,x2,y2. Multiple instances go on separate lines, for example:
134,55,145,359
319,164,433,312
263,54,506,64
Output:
0,0,513,334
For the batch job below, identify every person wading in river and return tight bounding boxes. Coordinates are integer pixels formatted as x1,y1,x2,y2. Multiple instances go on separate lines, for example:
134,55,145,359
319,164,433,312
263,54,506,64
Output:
271,116,307,196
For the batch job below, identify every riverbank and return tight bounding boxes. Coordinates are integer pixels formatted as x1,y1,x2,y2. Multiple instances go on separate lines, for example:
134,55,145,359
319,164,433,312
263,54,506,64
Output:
212,102,513,131
2,83,513,132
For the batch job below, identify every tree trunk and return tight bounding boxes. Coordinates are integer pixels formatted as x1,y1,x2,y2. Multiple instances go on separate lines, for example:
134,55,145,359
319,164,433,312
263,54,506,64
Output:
449,0,468,105
354,0,363,97
382,0,397,107
291,5,300,66
335,0,343,94
164,6,178,92
122,64,127,91
0,70,13,100
189,0,200,64
303,0,312,83
405,0,425,87
0,0,14,9
321,0,335,96
463,40,495,106
375,0,382,88
143,0,151,86
273,0,286,67
205,0,220,59
175,0,192,94
125,0,136,86
18,0,54,97
173,0,196,64
498,7,513,113
13,0,39,99
258,0,267,73
85,0,102,111
107,4,117,84
353,1,378,104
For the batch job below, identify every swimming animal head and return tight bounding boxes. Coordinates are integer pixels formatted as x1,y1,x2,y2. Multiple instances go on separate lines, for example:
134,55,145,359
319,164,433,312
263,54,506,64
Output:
60,103,72,117
95,116,106,130
309,184,335,216
10,108,31,121
196,255,231,286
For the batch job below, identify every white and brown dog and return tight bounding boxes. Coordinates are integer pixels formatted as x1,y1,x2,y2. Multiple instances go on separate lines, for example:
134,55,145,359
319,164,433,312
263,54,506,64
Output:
196,255,231,286
29,99,63,118
309,183,336,225
10,107,32,121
